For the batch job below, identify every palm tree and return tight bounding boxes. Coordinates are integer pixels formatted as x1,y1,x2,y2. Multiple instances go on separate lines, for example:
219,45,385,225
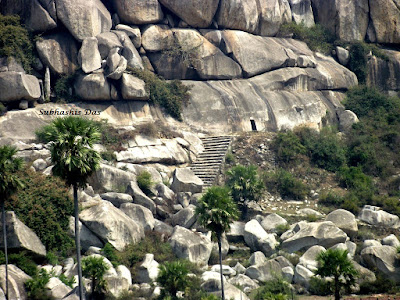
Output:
0,145,23,300
195,186,240,300
314,248,358,300
82,256,109,299
37,116,101,300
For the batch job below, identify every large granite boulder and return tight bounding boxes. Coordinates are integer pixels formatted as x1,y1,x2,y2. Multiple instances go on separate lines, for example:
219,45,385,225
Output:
257,0,292,36
288,0,314,27
217,0,259,33
141,25,175,52
121,74,149,100
0,265,31,300
125,181,156,213
136,254,159,283
100,192,133,208
25,0,57,32
79,201,145,251
112,0,163,24
245,258,282,282
96,31,123,59
227,221,245,243
367,49,400,93
293,264,314,288
68,216,104,251
74,73,112,100
243,219,279,256
115,24,142,48
172,29,243,80
78,37,102,73
158,0,219,28
325,209,358,238
113,30,144,69
169,226,212,266
104,264,132,298
120,203,155,231
170,168,203,193
260,213,288,232
221,31,291,77
0,72,41,102
361,245,400,282
369,0,400,43
55,0,112,41
228,274,259,293
298,245,325,271
45,277,74,300
311,0,369,41
89,164,136,192
281,221,348,252
0,211,46,257
171,205,197,228
359,205,400,228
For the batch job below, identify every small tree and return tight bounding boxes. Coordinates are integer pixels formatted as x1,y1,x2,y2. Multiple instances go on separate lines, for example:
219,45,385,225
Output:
314,249,358,300
195,186,240,300
225,164,264,216
157,260,190,299
82,256,109,299
0,145,23,300
36,116,101,300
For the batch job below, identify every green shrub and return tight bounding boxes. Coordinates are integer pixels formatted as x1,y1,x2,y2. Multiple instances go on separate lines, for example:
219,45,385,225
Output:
127,68,191,121
58,273,75,288
54,73,78,102
136,171,153,195
6,168,74,253
157,260,190,299
225,152,236,165
82,256,110,297
118,231,175,277
278,22,335,54
0,102,6,116
135,122,158,137
226,164,264,204
25,269,52,300
264,168,309,200
102,243,120,268
273,130,306,164
358,272,400,294
101,150,117,162
308,276,332,296
252,276,292,300
0,250,38,276
0,14,34,72
319,191,344,207
338,166,375,195
275,223,290,236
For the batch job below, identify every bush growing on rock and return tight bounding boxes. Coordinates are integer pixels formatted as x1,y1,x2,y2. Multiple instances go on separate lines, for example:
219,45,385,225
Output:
264,168,309,200
272,131,306,165
0,14,35,72
137,171,154,196
127,68,191,121
251,276,292,300
25,269,52,300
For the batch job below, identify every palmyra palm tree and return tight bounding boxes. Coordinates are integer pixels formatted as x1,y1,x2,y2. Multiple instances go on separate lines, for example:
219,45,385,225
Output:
37,116,101,300
195,186,240,300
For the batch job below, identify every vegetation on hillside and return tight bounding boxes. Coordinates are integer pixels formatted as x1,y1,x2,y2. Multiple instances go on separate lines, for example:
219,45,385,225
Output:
127,67,191,121
0,14,35,72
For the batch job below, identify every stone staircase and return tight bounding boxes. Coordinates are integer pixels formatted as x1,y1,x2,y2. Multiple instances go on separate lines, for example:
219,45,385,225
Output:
190,136,232,189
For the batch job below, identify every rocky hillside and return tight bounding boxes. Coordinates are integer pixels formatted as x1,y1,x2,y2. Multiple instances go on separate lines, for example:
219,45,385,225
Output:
1,0,400,299
1,0,400,135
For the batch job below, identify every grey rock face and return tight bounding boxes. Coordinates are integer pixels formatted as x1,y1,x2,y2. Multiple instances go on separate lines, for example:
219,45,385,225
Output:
79,201,145,251
0,265,31,300
359,205,400,228
115,24,142,48
0,211,46,256
136,254,159,283
325,209,358,238
260,213,288,232
338,110,359,132
0,72,41,102
45,277,74,299
121,74,149,100
89,164,136,193
158,0,219,28
96,32,123,59
245,257,282,283
170,168,203,194
171,204,197,228
169,226,212,266
126,181,156,213
68,216,104,251
113,0,163,24
369,0,400,43
361,245,400,282
120,203,155,231
56,0,112,41
336,46,350,66
244,219,278,256
281,221,348,252
227,221,245,243
100,192,133,208
78,37,102,73
288,0,314,27
382,234,400,248
25,0,57,32
74,73,111,100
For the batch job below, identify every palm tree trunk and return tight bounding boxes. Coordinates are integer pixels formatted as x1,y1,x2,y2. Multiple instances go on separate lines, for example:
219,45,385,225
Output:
218,236,225,300
74,185,84,300
334,276,340,300
1,201,8,300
